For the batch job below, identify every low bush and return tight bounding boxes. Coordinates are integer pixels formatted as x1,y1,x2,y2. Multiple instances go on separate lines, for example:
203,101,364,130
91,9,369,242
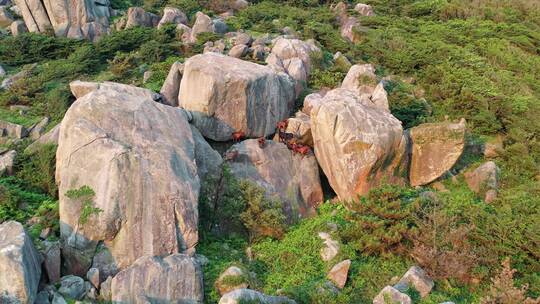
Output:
16,144,58,197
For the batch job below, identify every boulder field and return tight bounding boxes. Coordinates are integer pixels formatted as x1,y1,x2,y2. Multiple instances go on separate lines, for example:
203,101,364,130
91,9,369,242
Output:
1,40,467,303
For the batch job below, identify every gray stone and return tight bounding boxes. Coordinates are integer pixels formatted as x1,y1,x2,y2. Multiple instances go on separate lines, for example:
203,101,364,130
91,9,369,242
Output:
190,11,214,43
0,221,42,304
111,254,204,304
219,289,296,304
29,117,49,140
24,123,60,154
157,6,187,29
464,161,500,203
191,125,223,182
394,266,434,298
159,61,184,107
51,293,67,304
86,268,100,289
10,20,27,36
354,3,375,16
179,53,295,141
0,5,15,27
99,276,112,302
125,7,159,28
57,82,200,275
318,232,339,261
58,275,85,300
0,120,28,138
228,44,248,58
91,243,118,283
1,63,37,90
0,64,5,78
373,286,411,304
43,241,61,283
0,150,16,175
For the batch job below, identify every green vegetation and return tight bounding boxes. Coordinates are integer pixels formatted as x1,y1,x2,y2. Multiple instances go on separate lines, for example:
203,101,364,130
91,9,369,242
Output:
0,0,538,302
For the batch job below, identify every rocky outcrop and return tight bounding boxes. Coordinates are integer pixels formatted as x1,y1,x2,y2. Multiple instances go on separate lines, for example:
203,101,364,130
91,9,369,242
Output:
125,7,159,29
219,289,296,304
1,63,37,90
327,259,351,289
464,161,499,203
25,123,60,154
69,80,159,100
13,0,111,41
373,286,411,304
0,120,28,139
266,38,321,97
215,266,249,296
160,61,184,107
157,6,187,29
341,64,389,112
226,139,323,221
311,88,408,200
179,53,295,141
409,119,466,186
0,221,42,304
111,254,204,304
394,266,434,298
190,11,226,43
56,82,200,275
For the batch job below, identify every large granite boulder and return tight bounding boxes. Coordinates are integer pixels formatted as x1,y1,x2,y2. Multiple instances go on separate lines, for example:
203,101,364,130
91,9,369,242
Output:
226,139,323,221
0,221,42,304
157,6,187,29
266,38,320,97
311,88,408,201
285,111,313,146
111,254,204,304
409,119,466,186
464,161,500,203
14,0,111,41
125,7,159,28
179,53,295,141
69,80,159,100
189,11,225,43
56,82,200,276
219,289,296,304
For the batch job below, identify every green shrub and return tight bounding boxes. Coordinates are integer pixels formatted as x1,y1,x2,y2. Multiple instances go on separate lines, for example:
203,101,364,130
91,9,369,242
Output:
65,186,102,225
16,144,58,197
239,180,287,242
340,185,419,256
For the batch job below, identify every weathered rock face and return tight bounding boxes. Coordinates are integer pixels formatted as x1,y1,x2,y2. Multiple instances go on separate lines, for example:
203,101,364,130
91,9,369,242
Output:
191,125,223,182
14,0,111,41
56,82,200,275
179,53,295,141
25,123,60,154
341,64,389,112
215,266,249,296
42,241,61,283
409,119,466,186
0,221,42,304
219,289,296,304
373,286,411,304
311,88,408,200
125,7,159,28
226,139,323,221
190,11,216,42
327,259,351,289
111,254,204,304
58,275,85,300
266,38,321,97
394,266,434,298
160,61,184,107
70,80,159,101
464,161,499,203
157,6,187,29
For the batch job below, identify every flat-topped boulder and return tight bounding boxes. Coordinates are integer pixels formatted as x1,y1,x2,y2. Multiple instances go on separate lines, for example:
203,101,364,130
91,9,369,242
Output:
179,53,295,141
111,254,204,304
0,221,42,304
56,82,200,276
311,88,408,201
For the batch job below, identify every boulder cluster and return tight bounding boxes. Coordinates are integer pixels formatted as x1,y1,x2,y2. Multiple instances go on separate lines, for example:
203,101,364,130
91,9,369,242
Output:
0,2,502,303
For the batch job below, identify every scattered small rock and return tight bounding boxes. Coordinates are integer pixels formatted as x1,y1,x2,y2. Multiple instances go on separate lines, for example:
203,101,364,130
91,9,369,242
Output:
215,266,249,295
464,161,500,203
327,259,351,289
373,286,411,304
0,150,17,175
318,232,340,261
394,266,434,298
58,275,86,300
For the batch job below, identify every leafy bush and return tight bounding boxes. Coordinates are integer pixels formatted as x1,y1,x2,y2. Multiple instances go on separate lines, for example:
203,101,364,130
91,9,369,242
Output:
65,186,102,225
